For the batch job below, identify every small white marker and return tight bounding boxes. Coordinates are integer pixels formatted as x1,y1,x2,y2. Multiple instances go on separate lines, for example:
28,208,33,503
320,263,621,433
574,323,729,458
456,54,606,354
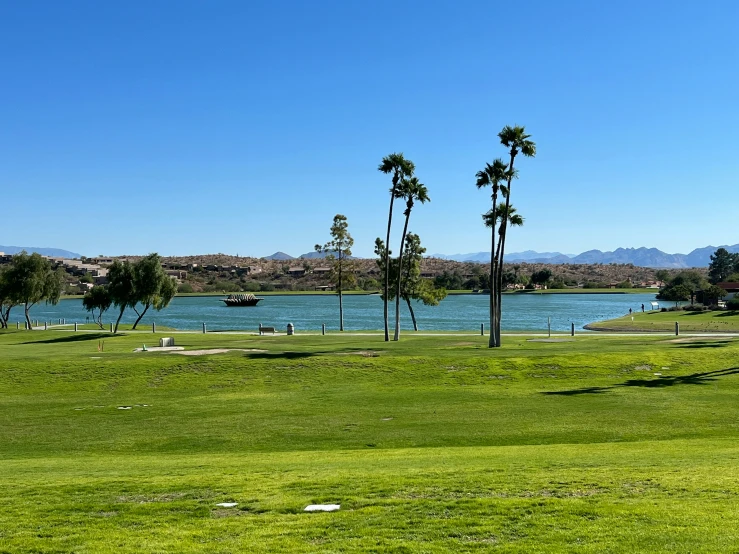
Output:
216,502,238,508
304,504,340,512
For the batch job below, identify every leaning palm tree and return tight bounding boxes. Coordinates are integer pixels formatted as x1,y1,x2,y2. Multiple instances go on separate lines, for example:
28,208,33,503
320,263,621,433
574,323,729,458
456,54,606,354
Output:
475,159,510,347
378,153,415,341
495,126,535,346
393,176,429,340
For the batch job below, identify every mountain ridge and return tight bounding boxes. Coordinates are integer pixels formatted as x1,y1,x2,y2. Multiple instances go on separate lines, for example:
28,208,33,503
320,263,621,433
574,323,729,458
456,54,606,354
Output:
430,244,739,268
0,245,82,258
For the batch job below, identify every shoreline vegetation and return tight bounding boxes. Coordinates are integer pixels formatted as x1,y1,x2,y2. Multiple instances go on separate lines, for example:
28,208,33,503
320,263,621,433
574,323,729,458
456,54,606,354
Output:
58,287,659,300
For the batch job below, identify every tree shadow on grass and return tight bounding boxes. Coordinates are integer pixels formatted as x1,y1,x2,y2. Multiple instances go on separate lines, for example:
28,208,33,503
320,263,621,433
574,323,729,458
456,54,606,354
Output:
716,311,739,317
244,351,317,360
542,367,739,396
243,347,384,360
21,333,114,344
675,341,733,349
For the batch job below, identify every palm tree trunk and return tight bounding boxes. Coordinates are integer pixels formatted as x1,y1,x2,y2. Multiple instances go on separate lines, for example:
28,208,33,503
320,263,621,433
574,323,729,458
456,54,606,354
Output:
383,174,399,342
489,193,498,348
494,154,517,347
338,251,344,331
406,298,418,331
393,210,411,341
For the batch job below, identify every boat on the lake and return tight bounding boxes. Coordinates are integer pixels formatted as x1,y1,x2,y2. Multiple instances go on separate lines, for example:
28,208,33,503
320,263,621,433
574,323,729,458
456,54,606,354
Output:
221,294,262,307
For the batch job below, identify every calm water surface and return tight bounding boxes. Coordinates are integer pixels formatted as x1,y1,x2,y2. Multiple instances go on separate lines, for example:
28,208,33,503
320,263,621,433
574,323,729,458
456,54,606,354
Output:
23,292,659,332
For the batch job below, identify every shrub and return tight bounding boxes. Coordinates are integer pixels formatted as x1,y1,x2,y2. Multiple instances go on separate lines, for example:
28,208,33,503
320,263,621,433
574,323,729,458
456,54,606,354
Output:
242,281,261,292
177,283,194,293
684,304,708,312
727,296,739,310
215,280,240,292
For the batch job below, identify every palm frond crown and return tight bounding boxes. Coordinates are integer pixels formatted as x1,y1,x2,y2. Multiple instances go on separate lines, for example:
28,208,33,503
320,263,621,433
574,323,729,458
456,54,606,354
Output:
498,125,536,158
378,153,415,176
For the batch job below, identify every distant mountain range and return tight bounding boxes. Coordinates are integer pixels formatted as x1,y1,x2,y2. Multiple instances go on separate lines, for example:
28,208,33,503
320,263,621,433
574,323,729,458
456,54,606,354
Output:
430,245,739,268
0,245,82,258
3,244,734,269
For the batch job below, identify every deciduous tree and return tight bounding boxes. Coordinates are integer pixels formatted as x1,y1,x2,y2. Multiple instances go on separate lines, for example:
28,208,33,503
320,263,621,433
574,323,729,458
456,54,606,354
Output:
0,266,17,329
3,252,64,330
82,285,112,329
131,254,177,330
316,214,355,331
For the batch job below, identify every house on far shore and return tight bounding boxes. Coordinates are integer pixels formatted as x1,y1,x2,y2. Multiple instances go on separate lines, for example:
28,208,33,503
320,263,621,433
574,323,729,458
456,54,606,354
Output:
288,267,306,277
717,282,739,299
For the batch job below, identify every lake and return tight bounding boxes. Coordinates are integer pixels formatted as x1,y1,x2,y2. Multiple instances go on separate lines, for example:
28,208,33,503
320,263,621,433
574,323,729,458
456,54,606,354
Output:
20,292,660,332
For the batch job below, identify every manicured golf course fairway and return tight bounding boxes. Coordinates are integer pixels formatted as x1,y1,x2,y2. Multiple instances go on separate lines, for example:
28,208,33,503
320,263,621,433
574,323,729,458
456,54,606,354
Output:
2,330,739,552
585,308,739,333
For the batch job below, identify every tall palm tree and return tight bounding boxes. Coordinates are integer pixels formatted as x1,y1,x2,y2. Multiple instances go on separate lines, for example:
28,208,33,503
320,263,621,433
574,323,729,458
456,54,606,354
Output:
495,126,535,346
475,159,509,347
483,204,524,232
393,176,429,340
378,153,415,341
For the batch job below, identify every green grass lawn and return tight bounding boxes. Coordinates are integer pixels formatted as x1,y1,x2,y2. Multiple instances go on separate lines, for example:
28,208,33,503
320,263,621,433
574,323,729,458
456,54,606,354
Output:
2,330,739,551
586,308,739,333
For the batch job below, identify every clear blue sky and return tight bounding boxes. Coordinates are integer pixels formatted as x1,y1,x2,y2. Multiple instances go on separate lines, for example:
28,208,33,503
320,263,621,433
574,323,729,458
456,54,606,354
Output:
1,0,737,258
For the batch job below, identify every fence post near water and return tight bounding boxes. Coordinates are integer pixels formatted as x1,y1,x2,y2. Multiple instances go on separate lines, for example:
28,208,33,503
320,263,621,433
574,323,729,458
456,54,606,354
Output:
675,322,679,336
322,323,325,336
44,322,47,330
74,322,78,332
480,323,484,336
110,323,114,333
571,322,575,336
152,322,156,334
202,323,206,334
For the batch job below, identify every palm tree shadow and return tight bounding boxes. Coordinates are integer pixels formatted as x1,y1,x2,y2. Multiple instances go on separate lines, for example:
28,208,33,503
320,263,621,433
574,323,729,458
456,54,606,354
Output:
543,367,739,396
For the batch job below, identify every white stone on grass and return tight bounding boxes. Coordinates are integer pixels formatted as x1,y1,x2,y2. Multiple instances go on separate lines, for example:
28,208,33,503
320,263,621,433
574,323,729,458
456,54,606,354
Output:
216,502,238,508
304,504,340,512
